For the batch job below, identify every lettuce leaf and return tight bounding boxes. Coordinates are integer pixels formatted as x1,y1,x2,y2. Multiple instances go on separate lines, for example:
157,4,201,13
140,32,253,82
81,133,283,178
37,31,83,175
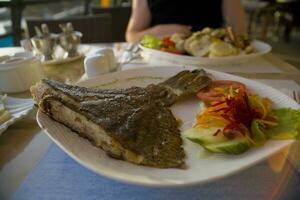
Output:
140,35,161,49
264,108,300,139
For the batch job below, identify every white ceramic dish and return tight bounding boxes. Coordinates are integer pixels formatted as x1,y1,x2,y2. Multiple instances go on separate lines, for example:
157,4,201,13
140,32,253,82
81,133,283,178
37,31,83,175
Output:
0,52,45,93
140,40,271,65
0,95,34,135
37,66,299,187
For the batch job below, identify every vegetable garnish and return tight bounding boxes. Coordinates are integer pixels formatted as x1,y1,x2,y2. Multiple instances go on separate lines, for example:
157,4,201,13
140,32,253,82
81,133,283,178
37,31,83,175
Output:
196,89,262,138
140,35,161,49
140,27,254,58
261,108,300,140
184,80,300,155
141,35,184,54
197,80,247,103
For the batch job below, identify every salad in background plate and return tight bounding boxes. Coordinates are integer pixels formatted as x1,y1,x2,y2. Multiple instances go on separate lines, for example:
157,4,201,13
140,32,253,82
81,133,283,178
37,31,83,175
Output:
141,26,254,58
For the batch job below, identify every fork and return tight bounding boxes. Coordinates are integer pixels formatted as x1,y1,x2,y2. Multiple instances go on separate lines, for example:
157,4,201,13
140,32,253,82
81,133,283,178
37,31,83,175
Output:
292,90,300,104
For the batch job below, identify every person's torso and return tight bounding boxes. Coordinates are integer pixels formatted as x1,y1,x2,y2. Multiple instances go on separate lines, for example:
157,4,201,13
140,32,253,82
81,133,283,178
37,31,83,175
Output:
148,0,224,31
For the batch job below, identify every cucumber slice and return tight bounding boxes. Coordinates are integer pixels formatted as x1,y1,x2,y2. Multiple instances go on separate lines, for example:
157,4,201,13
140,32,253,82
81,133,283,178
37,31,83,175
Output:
203,137,252,155
250,120,267,146
183,126,228,145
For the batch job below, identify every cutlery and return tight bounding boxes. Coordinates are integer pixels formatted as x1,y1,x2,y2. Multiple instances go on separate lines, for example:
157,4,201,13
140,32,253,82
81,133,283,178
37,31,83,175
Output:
118,43,140,65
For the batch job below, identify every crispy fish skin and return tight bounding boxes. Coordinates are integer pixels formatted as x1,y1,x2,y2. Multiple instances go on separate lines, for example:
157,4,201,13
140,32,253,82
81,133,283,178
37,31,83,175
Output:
31,80,186,168
31,70,212,168
32,69,211,107
41,98,185,167
159,69,212,98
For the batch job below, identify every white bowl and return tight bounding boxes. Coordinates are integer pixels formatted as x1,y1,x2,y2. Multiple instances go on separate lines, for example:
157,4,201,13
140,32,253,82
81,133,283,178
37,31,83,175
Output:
0,52,45,93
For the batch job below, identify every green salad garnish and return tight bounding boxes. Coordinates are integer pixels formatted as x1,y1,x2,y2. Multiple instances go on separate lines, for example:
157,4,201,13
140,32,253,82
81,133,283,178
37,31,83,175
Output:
252,108,300,140
140,35,161,49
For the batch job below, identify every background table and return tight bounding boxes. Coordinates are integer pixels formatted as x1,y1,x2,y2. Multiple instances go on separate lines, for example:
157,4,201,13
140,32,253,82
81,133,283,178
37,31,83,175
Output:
0,0,92,46
0,44,300,200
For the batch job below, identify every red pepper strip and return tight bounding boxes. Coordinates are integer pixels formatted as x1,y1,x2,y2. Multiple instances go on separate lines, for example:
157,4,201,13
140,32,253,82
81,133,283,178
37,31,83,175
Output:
211,100,226,107
224,108,231,113
211,107,229,113
213,129,221,136
221,113,234,123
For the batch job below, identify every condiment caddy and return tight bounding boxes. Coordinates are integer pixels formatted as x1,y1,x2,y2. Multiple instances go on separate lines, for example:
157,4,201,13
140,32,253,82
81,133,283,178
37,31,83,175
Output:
22,23,83,65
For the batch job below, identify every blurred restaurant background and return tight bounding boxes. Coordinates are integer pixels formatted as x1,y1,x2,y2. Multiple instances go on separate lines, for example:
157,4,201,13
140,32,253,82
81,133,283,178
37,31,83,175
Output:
0,0,299,68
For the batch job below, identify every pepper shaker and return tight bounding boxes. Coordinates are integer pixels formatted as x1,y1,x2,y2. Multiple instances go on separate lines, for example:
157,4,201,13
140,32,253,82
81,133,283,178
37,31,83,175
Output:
58,23,82,58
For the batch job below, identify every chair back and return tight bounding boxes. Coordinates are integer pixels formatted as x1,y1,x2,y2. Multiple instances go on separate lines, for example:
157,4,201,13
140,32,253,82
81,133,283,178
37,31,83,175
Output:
25,14,112,43
91,6,131,42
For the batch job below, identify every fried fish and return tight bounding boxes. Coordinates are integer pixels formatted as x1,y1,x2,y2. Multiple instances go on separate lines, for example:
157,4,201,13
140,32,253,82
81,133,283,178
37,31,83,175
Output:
31,70,211,168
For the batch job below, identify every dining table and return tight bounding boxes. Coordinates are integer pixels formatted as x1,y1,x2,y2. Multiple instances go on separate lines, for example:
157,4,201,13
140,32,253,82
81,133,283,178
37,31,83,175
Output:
0,43,300,200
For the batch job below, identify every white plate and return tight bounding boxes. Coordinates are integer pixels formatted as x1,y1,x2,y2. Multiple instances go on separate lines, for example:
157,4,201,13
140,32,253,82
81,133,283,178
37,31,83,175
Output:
140,40,271,65
36,66,299,187
0,95,34,135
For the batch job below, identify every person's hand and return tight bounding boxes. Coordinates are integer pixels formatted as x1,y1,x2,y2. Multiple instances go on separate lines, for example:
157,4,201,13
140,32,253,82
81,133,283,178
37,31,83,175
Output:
152,24,192,37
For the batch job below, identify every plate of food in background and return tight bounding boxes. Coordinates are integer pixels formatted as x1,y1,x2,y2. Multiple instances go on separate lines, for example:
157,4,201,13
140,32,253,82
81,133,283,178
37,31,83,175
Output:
139,27,271,65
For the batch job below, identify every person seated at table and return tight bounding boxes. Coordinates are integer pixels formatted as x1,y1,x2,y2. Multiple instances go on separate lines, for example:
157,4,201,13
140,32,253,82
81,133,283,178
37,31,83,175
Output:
126,0,246,42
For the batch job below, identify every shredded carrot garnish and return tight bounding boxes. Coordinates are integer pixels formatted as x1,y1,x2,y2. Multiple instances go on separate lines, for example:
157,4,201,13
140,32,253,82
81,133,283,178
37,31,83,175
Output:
194,88,275,139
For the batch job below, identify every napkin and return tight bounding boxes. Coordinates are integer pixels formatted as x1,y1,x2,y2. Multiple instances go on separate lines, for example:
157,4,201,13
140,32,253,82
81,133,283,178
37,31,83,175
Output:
11,144,300,200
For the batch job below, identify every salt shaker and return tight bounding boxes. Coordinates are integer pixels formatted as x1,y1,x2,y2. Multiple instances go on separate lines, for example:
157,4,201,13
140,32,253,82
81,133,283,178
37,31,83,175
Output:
30,24,57,61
